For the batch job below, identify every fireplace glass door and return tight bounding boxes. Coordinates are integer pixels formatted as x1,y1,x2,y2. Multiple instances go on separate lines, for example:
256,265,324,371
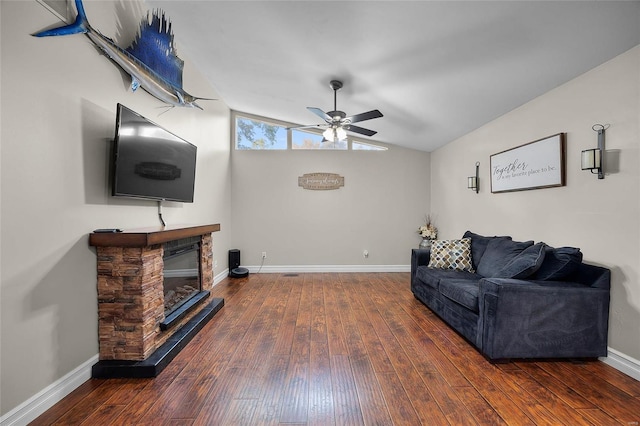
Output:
163,237,201,317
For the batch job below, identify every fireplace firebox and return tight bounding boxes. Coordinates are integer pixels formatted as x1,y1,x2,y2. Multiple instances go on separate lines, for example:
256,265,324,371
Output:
89,224,223,378
160,236,209,330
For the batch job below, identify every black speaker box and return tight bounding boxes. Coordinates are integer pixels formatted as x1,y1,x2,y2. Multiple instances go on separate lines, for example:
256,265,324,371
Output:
229,249,240,269
229,249,249,278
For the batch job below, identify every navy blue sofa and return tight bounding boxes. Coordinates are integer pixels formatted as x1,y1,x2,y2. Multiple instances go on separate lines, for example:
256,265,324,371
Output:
411,231,611,361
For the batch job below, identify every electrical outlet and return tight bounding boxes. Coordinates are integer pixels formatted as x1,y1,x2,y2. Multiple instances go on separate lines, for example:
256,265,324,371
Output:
262,251,267,259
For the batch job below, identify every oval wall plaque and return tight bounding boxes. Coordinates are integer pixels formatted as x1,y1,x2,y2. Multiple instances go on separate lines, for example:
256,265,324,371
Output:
298,173,345,190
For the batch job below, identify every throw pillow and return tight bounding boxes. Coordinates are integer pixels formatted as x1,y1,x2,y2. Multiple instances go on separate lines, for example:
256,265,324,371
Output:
428,238,474,272
476,238,534,278
492,242,546,279
533,245,583,280
463,231,512,270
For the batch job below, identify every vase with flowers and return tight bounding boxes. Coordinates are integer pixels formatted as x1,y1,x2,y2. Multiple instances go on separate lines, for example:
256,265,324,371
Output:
417,215,437,249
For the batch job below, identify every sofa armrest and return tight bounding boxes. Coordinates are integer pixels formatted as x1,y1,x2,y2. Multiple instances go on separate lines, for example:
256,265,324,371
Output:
411,248,431,285
478,278,610,360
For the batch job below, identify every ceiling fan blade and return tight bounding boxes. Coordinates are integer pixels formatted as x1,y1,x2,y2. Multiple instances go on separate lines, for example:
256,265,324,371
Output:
345,109,383,124
307,107,332,122
345,124,377,137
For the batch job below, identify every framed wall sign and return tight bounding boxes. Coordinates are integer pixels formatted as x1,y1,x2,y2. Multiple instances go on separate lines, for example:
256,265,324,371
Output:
490,133,566,193
298,173,344,190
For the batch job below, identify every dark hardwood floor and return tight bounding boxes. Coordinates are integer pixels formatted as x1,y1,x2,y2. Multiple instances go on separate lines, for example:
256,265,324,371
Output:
32,273,640,425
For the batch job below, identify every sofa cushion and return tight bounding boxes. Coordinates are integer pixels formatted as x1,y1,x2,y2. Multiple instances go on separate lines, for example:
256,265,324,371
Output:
439,279,480,313
415,265,479,291
463,231,512,270
476,238,534,278
427,238,474,272
533,245,583,281
492,242,546,279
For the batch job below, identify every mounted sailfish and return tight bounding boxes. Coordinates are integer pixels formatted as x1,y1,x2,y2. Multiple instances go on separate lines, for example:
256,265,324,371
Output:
33,0,212,109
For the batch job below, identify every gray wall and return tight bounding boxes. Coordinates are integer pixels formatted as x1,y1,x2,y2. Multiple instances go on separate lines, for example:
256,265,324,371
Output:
230,142,431,268
431,45,640,361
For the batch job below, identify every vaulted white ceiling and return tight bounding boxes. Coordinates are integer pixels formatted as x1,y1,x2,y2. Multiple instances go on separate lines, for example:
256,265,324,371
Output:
150,1,640,151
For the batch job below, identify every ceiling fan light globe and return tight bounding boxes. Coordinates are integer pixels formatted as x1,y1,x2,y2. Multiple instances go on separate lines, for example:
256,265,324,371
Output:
336,127,347,141
323,128,336,142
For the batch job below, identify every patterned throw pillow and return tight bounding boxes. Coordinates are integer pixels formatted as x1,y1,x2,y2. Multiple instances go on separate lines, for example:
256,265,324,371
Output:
427,238,474,272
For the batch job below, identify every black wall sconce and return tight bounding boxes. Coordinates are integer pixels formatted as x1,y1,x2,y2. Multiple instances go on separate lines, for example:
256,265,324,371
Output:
468,161,479,193
581,124,608,179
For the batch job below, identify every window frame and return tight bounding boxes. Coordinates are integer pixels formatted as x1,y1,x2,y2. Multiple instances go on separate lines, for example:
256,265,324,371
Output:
232,110,388,152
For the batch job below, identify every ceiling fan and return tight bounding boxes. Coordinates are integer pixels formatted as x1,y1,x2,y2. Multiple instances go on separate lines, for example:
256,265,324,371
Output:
289,80,383,142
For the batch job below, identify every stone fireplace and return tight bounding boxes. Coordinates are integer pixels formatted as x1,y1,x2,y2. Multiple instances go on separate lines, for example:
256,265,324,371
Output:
89,224,223,377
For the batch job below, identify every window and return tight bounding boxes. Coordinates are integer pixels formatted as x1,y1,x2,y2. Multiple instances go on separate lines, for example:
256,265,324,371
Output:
353,141,388,151
292,129,347,150
235,116,287,150
233,111,387,151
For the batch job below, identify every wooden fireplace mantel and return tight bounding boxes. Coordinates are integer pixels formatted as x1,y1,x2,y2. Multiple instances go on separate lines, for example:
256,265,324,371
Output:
89,224,220,248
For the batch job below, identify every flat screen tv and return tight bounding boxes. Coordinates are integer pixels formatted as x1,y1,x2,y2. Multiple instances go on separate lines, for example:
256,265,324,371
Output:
112,104,197,203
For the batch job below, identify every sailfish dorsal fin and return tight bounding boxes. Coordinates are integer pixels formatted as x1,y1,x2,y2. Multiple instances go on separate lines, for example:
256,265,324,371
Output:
126,10,184,89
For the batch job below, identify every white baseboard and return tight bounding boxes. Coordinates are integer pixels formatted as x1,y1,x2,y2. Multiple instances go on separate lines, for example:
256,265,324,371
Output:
601,347,640,381
213,268,229,285
0,354,99,426
245,264,411,273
